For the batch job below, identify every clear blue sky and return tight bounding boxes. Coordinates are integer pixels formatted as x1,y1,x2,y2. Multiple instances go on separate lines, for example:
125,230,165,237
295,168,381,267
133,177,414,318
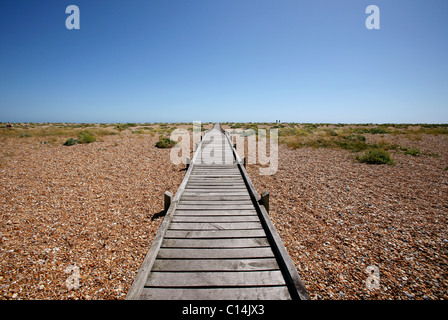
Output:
0,0,447,123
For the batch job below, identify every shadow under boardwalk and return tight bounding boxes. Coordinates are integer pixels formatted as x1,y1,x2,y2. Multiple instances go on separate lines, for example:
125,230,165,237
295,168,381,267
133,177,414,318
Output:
126,124,309,300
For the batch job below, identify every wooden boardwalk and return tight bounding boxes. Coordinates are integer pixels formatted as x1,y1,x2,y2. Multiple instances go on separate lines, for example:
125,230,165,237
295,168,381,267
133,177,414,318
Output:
126,124,309,300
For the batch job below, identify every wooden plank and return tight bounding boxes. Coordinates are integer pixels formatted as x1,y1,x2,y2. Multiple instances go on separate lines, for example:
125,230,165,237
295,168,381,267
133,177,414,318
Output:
162,238,270,248
164,229,266,239
192,169,239,172
191,174,241,177
182,191,249,194
152,258,280,271
189,175,239,178
179,195,250,200
186,185,246,189
172,215,260,222
181,193,250,196
183,189,248,193
174,209,257,216
187,185,244,188
186,186,246,189
187,179,243,183
145,270,286,287
193,166,238,169
176,204,254,210
193,167,238,170
178,200,253,205
169,222,262,230
188,178,243,181
192,172,240,175
156,247,275,259
192,169,240,172
140,286,291,300
180,195,251,201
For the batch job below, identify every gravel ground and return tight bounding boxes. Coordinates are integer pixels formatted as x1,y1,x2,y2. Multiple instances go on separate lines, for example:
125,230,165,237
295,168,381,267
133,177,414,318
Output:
1,134,185,299
1,131,447,300
247,134,448,300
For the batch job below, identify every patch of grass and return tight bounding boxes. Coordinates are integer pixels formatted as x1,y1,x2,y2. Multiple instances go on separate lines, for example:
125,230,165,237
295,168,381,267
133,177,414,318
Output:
115,123,128,132
354,127,389,135
356,148,395,165
346,134,366,142
63,131,96,146
423,152,440,157
403,147,421,156
63,138,78,146
155,136,177,148
77,131,97,144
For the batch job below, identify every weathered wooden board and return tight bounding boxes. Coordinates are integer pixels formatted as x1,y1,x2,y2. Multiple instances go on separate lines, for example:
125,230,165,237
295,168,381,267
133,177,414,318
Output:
172,215,260,222
182,191,248,195
180,195,251,201
152,258,280,271
161,238,270,248
185,185,246,189
169,222,263,230
180,193,249,198
145,270,286,287
164,229,266,239
176,204,255,210
174,209,258,216
178,200,253,205
140,286,292,300
156,247,275,259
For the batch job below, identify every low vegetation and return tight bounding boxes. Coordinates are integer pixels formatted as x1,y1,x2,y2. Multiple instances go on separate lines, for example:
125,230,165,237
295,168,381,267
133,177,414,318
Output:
63,131,97,146
403,147,421,157
63,138,78,146
356,148,395,165
155,136,177,148
1,122,446,165
77,131,97,144
221,122,448,165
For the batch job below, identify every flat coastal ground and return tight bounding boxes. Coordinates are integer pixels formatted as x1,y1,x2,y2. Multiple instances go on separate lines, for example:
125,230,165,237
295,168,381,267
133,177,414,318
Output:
1,123,447,299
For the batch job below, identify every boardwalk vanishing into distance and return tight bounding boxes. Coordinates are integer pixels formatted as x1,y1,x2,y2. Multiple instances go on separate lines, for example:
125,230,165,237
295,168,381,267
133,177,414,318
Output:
126,124,309,300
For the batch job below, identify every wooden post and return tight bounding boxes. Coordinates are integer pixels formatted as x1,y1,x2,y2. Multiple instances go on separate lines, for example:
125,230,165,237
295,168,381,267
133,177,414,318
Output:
260,191,269,213
164,191,173,212
186,157,191,170
241,156,246,169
